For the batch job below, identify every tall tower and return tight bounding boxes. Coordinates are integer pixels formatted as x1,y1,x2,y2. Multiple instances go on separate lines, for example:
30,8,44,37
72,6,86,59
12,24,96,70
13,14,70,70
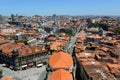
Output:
11,14,15,22
52,14,57,26
52,14,56,21
0,15,2,23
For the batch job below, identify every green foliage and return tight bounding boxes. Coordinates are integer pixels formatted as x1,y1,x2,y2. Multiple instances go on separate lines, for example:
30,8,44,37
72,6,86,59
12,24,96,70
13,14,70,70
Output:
88,22,110,31
0,69,2,78
57,28,73,36
85,47,91,50
115,28,120,34
14,39,28,45
14,40,18,44
23,40,28,45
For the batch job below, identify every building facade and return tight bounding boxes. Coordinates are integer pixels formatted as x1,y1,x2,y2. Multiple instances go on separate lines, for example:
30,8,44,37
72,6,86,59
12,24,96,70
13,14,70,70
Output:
0,43,49,70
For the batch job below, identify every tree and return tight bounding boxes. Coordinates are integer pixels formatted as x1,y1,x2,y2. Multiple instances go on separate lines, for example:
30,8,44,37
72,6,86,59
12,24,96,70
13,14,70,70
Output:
14,39,28,45
88,22,110,31
99,23,110,31
115,28,120,35
23,40,28,45
0,69,2,78
57,28,73,36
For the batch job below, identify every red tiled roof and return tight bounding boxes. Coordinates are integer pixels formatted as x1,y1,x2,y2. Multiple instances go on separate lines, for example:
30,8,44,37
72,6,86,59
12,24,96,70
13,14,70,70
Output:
0,40,9,45
50,40,65,51
0,43,45,57
49,50,73,69
51,69,72,80
1,77,13,80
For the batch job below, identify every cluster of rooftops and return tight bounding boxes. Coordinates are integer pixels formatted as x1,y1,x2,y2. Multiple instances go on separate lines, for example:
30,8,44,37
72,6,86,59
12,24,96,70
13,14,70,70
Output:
75,29,120,80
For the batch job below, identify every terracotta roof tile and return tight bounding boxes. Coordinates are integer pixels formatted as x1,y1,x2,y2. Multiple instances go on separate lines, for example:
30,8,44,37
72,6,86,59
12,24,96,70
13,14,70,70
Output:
0,40,10,45
51,69,72,80
0,43,45,57
49,50,73,69
50,40,65,51
1,77,13,80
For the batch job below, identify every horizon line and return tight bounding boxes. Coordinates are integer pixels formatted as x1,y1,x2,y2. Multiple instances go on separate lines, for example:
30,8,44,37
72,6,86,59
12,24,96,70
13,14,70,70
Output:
1,14,120,17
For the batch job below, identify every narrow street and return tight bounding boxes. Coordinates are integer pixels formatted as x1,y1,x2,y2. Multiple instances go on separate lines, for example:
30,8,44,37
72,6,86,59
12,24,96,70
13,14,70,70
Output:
66,22,85,78
67,22,83,55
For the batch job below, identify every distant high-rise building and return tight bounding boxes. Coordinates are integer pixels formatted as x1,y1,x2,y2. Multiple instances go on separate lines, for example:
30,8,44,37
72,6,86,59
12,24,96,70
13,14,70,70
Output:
52,14,56,21
0,15,2,22
11,14,15,22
